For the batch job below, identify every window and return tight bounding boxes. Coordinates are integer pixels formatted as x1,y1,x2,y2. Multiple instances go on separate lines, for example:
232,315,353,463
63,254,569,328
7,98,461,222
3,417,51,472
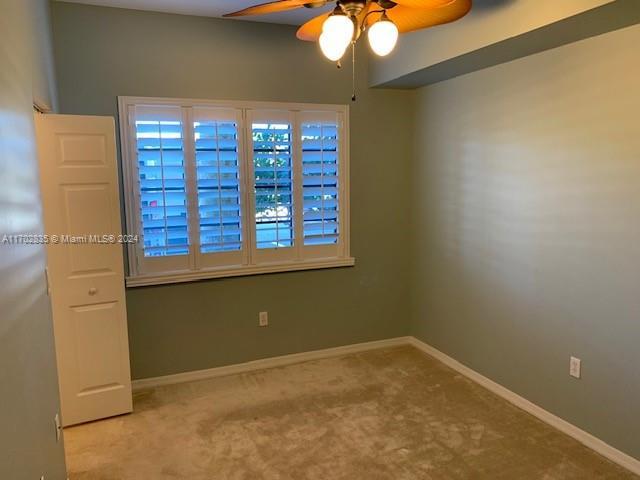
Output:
119,97,353,286
301,113,340,247
251,117,294,250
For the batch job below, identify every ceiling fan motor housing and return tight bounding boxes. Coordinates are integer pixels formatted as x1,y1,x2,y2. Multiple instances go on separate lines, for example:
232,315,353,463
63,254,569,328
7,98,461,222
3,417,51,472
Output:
339,0,367,17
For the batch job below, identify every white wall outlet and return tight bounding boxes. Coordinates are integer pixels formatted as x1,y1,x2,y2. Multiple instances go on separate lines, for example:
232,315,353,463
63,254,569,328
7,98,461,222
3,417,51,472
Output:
259,311,268,327
570,356,581,379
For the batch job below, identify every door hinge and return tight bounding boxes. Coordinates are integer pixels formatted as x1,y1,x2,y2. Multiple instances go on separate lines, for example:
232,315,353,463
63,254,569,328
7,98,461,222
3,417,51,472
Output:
54,413,62,442
44,267,51,296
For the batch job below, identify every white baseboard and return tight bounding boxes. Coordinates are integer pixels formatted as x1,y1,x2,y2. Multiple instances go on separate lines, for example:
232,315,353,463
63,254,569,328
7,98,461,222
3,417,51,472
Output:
132,336,411,391
407,337,640,476
131,334,639,476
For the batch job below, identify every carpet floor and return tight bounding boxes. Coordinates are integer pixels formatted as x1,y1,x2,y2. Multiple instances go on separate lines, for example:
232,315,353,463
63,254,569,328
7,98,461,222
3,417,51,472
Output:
64,346,637,479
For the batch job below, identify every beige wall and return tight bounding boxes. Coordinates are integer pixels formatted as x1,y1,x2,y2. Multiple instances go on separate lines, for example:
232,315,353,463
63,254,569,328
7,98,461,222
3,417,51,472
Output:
369,0,615,86
51,2,415,380
0,1,66,479
411,24,640,459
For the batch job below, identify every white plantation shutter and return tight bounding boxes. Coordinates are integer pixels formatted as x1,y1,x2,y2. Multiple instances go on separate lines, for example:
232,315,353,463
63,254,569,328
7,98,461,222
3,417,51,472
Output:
120,98,351,284
299,111,345,258
300,113,340,245
247,109,297,263
130,105,191,274
192,107,247,268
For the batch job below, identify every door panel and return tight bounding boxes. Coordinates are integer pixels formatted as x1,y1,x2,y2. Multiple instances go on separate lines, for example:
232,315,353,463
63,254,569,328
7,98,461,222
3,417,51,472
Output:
62,184,118,274
72,302,122,390
35,114,132,426
57,134,107,166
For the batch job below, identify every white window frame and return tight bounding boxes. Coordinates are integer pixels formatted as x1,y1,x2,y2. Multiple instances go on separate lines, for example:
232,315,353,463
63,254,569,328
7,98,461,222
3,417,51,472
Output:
118,96,353,287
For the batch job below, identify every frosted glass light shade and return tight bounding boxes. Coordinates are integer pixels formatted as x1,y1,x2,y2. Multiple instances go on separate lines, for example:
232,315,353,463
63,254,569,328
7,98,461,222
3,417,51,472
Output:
322,14,354,46
319,32,348,62
367,17,399,56
318,13,353,61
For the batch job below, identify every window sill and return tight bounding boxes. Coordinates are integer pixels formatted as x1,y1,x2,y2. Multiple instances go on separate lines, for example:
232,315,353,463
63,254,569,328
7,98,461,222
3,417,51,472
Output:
126,257,356,287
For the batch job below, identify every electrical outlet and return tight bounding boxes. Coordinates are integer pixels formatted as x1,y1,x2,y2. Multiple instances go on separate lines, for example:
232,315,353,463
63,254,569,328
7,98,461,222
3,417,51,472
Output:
570,356,581,379
259,311,268,327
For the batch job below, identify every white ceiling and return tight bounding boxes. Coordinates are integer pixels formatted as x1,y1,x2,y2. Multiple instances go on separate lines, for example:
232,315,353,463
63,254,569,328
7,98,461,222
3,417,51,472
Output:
55,0,334,25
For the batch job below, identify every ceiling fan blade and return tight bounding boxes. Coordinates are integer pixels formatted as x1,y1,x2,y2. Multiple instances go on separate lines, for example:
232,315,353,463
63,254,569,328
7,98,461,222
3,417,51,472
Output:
368,0,471,33
296,11,330,41
224,0,319,18
390,0,454,7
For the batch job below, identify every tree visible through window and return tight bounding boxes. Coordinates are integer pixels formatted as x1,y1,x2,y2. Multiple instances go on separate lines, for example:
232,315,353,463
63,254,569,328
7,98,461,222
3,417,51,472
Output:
252,122,293,249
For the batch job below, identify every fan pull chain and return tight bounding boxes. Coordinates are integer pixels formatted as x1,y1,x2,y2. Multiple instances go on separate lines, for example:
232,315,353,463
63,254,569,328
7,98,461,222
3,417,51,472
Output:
351,41,357,102
335,44,357,101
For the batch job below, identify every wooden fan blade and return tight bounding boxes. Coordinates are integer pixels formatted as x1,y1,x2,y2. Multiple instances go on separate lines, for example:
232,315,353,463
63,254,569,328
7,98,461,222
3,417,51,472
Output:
391,0,454,7
224,0,317,18
296,11,330,41
368,0,471,33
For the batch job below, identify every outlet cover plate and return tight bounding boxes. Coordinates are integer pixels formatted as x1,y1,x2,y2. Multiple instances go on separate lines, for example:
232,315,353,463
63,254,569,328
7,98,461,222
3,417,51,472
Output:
570,356,581,379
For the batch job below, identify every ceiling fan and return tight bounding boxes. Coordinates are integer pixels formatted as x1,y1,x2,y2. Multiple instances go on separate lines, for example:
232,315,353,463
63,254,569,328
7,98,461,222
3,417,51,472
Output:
224,0,472,61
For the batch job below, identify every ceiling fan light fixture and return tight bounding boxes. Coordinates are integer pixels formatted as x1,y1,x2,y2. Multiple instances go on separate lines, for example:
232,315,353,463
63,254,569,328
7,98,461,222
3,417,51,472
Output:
323,10,355,43
319,8,354,61
319,31,348,61
367,12,399,57
225,0,473,98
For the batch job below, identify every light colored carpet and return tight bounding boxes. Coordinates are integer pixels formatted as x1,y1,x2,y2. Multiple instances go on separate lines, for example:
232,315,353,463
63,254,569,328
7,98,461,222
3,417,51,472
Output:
64,346,636,479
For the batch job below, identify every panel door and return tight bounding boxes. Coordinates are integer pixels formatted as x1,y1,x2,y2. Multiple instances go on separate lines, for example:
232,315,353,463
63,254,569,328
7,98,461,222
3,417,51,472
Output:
35,114,132,426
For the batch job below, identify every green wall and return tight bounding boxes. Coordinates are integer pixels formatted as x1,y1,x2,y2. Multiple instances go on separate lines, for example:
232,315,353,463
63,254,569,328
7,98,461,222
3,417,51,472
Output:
51,2,414,380
0,1,67,479
410,24,640,459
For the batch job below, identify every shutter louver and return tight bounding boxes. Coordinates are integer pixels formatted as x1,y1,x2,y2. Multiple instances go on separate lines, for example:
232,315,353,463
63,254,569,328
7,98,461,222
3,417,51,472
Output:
134,107,189,257
301,120,339,246
194,118,242,253
252,121,294,249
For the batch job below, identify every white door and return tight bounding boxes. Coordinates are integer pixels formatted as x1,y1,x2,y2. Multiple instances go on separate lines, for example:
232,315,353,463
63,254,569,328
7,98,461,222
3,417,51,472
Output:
35,114,133,426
